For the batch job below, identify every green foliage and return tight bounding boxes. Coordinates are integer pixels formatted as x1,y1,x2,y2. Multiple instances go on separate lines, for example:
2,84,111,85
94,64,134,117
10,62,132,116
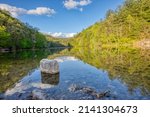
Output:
35,33,47,48
18,38,33,49
45,35,72,47
0,26,11,48
0,9,64,50
72,0,150,48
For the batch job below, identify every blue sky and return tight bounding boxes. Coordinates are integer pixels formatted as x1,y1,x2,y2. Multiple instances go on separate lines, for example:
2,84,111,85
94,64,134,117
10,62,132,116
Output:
0,0,124,37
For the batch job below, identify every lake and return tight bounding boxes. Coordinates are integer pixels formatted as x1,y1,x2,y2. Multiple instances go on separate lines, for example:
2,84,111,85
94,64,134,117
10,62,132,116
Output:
0,47,150,100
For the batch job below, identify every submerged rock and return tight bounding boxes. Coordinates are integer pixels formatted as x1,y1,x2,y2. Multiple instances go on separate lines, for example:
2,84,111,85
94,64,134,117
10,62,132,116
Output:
68,84,80,92
40,59,59,74
30,90,47,100
68,84,110,99
94,91,110,99
82,87,94,94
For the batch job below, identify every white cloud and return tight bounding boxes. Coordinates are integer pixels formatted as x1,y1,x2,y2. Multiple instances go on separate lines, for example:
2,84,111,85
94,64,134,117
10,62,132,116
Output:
63,0,92,11
27,7,55,16
0,4,55,17
0,4,26,17
63,0,78,9
48,32,76,38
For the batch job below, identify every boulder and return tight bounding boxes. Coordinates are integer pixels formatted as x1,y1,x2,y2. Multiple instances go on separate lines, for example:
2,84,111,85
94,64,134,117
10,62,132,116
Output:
40,59,59,74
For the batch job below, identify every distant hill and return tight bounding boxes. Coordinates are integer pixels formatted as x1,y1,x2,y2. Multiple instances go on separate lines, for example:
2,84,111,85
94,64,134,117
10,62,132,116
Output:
72,0,150,48
45,34,73,47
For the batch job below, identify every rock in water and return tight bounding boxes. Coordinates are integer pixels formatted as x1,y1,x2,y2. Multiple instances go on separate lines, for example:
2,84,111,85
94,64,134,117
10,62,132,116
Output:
31,90,46,100
68,84,79,92
40,59,59,74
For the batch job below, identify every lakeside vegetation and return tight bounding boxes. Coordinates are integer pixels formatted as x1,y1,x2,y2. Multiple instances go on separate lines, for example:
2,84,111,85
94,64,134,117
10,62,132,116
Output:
71,0,150,48
1,0,149,51
0,10,66,51
45,35,72,47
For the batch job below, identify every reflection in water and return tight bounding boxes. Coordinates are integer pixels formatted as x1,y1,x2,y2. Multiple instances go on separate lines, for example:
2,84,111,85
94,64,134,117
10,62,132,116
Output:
71,47,150,96
0,47,150,100
41,72,59,85
0,49,63,93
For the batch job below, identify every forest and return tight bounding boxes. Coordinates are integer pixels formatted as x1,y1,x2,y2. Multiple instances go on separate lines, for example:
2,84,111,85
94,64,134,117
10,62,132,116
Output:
0,0,150,100
0,10,66,51
0,0,149,51
71,0,150,48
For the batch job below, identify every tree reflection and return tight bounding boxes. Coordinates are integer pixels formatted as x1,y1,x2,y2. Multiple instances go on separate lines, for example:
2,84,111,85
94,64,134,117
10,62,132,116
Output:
0,49,63,93
70,47,150,95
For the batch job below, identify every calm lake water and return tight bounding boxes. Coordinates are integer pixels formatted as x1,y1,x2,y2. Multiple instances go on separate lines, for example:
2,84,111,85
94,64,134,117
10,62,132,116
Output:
0,47,150,100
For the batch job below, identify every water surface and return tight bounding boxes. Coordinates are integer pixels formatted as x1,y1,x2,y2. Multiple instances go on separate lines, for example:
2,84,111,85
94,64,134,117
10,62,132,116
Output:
0,47,150,100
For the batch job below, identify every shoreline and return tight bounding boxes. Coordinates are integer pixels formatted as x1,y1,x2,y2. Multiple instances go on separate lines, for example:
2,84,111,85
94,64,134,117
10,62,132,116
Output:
0,46,71,53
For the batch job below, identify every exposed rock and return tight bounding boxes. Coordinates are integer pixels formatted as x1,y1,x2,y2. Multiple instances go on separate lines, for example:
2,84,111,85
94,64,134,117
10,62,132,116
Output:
40,59,59,74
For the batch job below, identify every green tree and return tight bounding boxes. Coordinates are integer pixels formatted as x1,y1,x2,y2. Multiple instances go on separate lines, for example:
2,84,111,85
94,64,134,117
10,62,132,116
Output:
0,26,11,48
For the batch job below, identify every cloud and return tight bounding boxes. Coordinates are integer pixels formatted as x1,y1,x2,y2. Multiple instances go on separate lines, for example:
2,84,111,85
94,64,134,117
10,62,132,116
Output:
27,7,55,16
0,4,55,17
63,0,92,11
0,4,26,17
48,32,76,38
